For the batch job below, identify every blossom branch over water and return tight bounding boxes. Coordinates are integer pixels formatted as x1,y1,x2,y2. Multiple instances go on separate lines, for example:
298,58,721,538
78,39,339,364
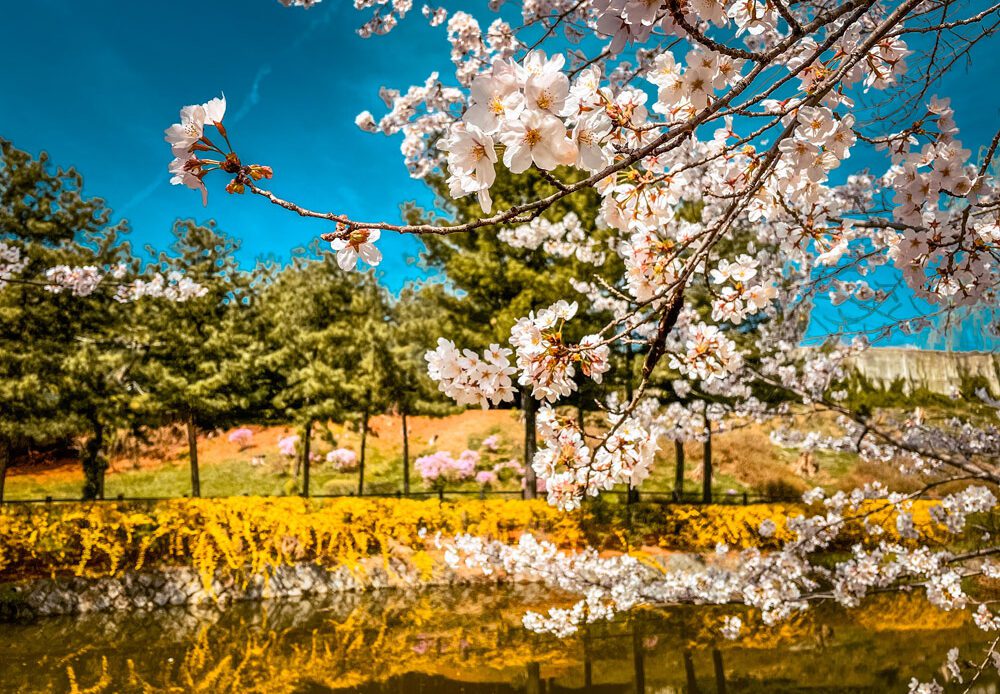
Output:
170,1,1000,688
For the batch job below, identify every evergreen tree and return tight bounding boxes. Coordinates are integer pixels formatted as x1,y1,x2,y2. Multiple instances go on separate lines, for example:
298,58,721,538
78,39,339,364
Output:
0,139,131,501
387,284,454,494
261,248,390,497
135,221,252,497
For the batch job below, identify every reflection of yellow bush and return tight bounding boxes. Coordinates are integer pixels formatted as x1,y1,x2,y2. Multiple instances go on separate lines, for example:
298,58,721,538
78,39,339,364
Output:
39,588,980,694
0,498,950,585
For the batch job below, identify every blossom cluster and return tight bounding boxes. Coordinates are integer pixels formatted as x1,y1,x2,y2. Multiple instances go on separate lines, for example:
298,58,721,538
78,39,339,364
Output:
668,321,743,381
532,405,658,511
164,94,273,207
0,242,29,290
509,300,609,403
254,1,1000,684
425,338,517,408
40,265,208,303
499,212,606,265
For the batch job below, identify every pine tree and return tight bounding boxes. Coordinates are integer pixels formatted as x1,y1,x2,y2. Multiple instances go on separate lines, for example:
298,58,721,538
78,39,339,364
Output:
261,247,390,497
135,221,252,497
0,140,132,501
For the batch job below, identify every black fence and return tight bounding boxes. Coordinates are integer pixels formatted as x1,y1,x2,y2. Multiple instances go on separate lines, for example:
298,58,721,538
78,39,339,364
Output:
0,489,801,506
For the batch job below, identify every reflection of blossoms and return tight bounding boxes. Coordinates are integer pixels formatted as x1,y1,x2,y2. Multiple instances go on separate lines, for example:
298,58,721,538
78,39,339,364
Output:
721,616,743,640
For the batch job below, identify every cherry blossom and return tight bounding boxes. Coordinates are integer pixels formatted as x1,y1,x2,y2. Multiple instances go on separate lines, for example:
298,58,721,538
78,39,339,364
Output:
330,229,382,271
222,3,1000,684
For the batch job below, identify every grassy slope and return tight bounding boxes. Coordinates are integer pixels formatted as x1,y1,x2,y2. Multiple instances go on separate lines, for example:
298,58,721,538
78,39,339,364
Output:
3,407,926,501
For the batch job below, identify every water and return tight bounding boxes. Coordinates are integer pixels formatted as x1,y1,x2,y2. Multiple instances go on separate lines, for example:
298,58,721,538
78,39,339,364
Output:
0,585,996,693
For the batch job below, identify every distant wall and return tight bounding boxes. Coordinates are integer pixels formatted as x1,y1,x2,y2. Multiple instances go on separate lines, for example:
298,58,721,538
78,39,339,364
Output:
848,348,1000,397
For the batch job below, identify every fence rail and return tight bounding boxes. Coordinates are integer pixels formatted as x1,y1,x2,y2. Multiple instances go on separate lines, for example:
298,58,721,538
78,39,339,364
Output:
0,489,802,506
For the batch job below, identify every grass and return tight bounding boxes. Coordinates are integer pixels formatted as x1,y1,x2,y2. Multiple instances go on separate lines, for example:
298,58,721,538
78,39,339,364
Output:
4,406,930,502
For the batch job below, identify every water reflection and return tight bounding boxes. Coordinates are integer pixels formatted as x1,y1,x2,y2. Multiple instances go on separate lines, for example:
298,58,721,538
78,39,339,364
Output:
0,585,997,693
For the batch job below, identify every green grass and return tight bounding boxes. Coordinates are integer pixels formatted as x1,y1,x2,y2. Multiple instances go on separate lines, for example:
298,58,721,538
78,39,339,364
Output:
3,452,525,501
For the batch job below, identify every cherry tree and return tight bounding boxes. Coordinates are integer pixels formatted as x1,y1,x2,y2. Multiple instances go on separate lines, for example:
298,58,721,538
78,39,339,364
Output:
168,1,1000,688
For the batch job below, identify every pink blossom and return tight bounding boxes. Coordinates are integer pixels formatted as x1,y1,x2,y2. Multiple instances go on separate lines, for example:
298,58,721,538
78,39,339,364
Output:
475,470,498,486
414,449,479,483
326,448,358,471
278,435,299,458
228,428,253,450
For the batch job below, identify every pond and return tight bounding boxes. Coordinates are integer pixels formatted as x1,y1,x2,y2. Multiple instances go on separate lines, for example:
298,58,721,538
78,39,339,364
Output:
0,585,996,693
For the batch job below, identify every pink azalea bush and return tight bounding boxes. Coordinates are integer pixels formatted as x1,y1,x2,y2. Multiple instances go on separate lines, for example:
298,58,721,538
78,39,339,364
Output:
326,448,358,471
277,435,299,458
227,427,253,451
415,449,480,484
475,470,498,487
481,434,500,451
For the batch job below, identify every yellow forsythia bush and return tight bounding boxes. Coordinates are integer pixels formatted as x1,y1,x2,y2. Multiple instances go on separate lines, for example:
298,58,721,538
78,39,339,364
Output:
0,498,580,584
650,499,950,551
0,498,950,585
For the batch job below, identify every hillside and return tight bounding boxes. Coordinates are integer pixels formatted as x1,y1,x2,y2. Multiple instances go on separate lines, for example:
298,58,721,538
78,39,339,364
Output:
3,408,912,502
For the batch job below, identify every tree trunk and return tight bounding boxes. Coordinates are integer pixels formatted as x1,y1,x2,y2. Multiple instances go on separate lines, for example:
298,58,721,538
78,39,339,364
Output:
301,419,313,498
674,439,685,499
522,390,538,499
0,438,10,505
82,421,107,500
358,410,369,496
702,419,712,504
187,415,200,498
401,410,410,496
526,663,542,694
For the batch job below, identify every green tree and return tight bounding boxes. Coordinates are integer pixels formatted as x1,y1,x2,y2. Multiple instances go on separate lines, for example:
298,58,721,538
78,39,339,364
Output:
387,283,454,494
261,248,390,497
135,221,253,497
0,139,132,501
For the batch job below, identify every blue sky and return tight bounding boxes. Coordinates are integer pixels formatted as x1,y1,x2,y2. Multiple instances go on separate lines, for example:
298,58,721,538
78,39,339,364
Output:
0,0,444,286
1,1,997,350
